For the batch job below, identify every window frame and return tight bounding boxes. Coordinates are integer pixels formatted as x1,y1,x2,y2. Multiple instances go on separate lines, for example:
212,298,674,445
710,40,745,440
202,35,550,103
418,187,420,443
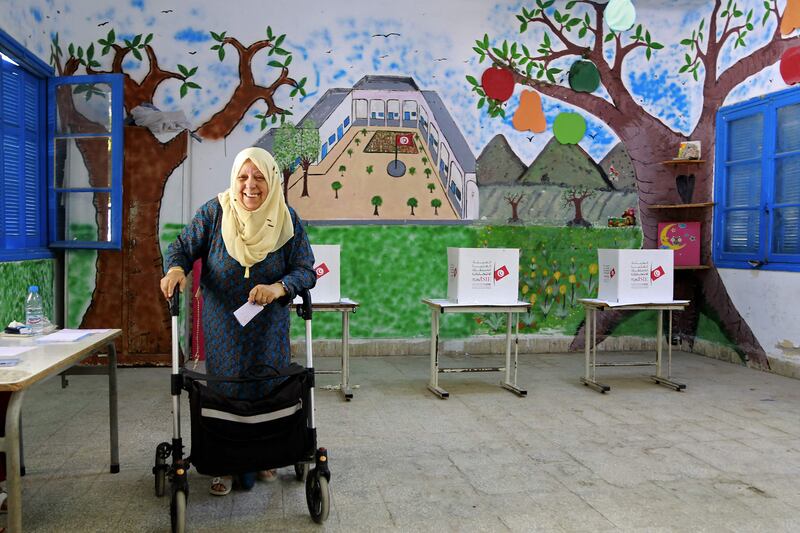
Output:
713,86,800,272
47,73,124,249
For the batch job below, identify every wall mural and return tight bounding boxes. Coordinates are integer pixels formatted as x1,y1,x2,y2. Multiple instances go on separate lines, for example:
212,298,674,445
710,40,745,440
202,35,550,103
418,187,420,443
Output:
0,260,54,329
48,25,308,363
5,0,798,366
465,2,800,369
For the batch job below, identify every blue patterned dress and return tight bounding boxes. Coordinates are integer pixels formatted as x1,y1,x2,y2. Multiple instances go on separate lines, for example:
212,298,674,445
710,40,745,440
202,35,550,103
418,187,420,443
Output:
166,198,316,400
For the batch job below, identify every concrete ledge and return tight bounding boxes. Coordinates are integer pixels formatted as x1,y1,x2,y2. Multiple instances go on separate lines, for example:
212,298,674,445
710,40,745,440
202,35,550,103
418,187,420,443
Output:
291,333,661,357
292,334,800,381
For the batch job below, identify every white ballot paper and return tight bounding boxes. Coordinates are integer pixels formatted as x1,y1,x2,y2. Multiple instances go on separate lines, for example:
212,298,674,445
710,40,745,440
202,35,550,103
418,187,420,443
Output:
234,301,264,327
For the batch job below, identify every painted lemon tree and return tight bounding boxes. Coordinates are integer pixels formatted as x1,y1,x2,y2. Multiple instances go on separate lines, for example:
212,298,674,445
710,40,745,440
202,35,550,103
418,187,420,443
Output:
469,1,800,368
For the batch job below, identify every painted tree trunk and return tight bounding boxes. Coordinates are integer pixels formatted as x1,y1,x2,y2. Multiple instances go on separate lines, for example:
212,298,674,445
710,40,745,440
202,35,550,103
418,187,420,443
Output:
572,199,584,225
80,127,188,365
569,115,768,368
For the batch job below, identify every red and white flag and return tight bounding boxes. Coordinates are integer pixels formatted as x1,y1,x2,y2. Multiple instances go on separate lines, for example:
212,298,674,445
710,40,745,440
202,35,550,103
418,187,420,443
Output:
315,262,330,279
494,265,510,282
651,265,665,281
396,133,414,147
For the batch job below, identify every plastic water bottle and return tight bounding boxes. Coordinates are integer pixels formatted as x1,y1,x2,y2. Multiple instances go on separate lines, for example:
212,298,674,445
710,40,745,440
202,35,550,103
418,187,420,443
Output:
25,285,44,335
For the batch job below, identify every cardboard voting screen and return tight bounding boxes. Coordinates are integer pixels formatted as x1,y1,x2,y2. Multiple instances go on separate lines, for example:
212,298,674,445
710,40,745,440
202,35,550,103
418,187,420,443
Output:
597,249,674,304
447,247,520,304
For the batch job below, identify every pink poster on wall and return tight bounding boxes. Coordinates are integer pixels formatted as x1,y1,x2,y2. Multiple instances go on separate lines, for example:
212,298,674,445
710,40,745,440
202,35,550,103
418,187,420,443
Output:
657,222,701,266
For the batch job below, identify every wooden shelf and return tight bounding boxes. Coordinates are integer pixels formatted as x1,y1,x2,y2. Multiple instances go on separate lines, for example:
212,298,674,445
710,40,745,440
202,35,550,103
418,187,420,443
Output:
651,202,715,209
675,265,712,270
661,159,706,165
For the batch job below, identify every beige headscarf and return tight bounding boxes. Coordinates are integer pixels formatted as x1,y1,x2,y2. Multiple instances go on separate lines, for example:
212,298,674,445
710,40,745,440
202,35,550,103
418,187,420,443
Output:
218,147,293,278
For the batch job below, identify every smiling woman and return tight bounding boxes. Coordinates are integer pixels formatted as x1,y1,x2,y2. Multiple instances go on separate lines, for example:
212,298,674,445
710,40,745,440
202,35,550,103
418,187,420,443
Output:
159,146,316,496
236,160,269,211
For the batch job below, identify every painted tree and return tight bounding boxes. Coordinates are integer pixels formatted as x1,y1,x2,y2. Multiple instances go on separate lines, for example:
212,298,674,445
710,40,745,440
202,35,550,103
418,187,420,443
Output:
431,198,442,215
470,2,800,368
347,148,353,158
49,25,307,364
407,197,418,216
371,195,383,216
366,165,374,175
297,121,321,197
331,181,342,199
504,192,525,222
409,167,417,176
354,137,361,147
561,185,595,227
427,183,436,193
338,164,346,176
424,168,432,179
272,121,299,201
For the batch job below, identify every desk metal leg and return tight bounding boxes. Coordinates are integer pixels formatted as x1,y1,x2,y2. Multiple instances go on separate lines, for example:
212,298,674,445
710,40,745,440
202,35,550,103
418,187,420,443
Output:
651,309,686,391
340,311,353,401
501,312,526,396
427,309,448,399
581,307,610,393
5,390,25,533
108,342,120,473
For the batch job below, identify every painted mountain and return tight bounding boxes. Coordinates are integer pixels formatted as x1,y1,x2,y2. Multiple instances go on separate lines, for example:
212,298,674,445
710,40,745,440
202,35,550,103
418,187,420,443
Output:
476,134,526,185
517,138,615,189
477,135,639,227
599,143,637,192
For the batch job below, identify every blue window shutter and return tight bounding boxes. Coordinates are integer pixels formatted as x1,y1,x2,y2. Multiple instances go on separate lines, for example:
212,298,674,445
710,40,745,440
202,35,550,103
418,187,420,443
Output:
715,86,800,271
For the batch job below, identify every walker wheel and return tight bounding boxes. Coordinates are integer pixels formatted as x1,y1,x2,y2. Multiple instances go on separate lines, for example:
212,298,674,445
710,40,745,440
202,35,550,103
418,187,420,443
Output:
305,470,330,523
294,462,309,481
170,489,187,533
154,443,170,497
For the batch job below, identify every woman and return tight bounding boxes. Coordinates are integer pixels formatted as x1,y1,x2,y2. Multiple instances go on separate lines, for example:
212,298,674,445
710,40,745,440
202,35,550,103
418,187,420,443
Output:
160,147,316,496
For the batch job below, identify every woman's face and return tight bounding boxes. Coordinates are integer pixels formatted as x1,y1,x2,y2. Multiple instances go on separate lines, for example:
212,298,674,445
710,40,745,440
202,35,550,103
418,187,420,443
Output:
236,159,269,211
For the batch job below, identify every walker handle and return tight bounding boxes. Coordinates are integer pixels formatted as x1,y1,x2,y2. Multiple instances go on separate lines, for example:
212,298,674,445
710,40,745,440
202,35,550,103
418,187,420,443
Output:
296,289,312,321
169,289,180,317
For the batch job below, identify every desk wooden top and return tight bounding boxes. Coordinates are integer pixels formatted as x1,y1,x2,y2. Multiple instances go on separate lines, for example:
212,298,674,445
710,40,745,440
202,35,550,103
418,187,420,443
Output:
578,298,690,311
289,298,359,311
422,298,531,313
0,329,121,391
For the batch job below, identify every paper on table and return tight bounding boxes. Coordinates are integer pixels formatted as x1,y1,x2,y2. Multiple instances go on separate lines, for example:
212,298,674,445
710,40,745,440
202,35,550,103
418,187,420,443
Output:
36,329,93,343
581,298,690,307
233,301,265,327
0,347,35,358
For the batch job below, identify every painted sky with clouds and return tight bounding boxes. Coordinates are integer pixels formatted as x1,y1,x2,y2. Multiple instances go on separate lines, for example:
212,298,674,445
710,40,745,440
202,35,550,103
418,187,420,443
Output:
3,0,791,164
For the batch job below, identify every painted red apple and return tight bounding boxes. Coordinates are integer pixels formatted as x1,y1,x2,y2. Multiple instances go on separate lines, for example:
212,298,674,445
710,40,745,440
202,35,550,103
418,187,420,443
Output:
780,46,800,85
481,67,515,102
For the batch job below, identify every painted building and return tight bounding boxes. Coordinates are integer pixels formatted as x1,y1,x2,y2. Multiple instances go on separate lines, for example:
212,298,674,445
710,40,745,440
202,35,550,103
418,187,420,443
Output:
256,75,478,219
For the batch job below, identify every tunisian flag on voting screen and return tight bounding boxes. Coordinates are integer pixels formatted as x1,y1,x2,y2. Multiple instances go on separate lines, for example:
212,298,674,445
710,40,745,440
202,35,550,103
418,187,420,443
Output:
494,265,510,282
315,262,330,279
395,133,414,147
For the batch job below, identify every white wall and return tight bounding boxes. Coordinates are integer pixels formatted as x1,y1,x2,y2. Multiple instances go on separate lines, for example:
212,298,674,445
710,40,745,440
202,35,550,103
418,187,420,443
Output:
718,268,800,359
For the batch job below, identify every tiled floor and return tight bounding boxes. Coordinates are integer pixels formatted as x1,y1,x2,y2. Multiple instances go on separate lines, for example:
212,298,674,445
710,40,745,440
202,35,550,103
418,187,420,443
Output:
7,350,800,532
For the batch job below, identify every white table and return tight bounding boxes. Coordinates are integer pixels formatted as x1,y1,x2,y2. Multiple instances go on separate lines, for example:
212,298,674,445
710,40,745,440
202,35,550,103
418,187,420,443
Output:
579,299,690,393
0,329,121,532
291,299,359,401
421,299,531,399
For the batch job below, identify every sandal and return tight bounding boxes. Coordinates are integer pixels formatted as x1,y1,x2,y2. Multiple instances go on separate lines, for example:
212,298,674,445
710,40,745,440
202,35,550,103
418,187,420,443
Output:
257,469,278,482
209,476,232,496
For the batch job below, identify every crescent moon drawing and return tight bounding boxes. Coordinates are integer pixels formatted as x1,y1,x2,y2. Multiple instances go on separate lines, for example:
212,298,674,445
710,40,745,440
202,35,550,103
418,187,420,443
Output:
659,223,686,251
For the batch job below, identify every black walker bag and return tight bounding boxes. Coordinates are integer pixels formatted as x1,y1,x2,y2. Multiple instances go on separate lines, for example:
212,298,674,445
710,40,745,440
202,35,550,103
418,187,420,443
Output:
184,363,314,477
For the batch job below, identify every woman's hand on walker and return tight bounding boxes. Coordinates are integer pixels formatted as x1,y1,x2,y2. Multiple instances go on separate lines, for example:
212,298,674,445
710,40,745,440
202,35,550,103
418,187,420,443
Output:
160,269,186,299
248,283,286,306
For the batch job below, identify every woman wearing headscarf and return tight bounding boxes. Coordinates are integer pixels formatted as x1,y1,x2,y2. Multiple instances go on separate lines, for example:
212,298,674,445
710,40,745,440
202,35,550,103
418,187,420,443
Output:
160,147,316,496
